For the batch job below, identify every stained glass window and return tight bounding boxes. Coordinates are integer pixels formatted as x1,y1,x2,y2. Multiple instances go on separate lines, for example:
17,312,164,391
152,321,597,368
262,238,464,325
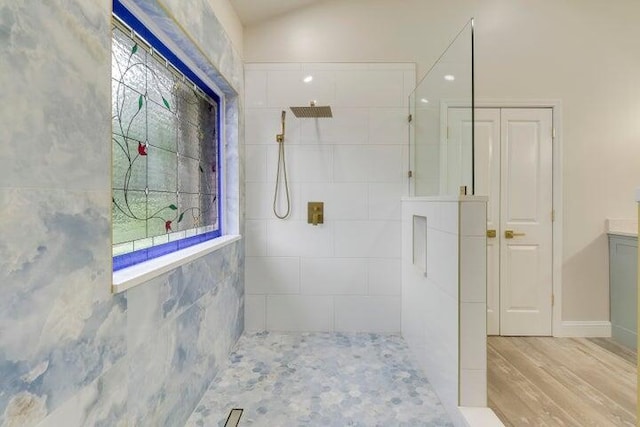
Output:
111,12,221,270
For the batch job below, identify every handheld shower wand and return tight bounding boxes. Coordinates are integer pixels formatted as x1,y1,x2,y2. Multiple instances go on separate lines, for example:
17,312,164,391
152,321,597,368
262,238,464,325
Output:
276,110,285,143
273,111,290,219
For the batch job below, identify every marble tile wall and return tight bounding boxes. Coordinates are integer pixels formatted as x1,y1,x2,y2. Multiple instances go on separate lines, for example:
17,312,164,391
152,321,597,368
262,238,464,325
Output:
0,0,244,426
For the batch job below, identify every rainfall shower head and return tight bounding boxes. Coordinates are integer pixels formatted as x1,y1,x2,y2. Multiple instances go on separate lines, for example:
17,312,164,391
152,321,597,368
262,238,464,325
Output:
290,101,333,118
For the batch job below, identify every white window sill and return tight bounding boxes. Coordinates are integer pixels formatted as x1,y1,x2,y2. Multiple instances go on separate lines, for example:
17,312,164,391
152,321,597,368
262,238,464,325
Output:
112,234,242,294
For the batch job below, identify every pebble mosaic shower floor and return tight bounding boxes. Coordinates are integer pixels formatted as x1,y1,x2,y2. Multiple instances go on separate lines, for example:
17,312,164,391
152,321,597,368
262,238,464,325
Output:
185,332,453,426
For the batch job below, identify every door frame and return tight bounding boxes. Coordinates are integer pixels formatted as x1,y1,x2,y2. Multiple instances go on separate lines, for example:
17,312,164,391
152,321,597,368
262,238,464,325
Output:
441,99,564,337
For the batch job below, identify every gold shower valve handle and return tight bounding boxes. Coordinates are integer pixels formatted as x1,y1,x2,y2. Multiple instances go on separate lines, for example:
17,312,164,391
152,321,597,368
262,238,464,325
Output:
504,230,526,239
307,202,324,226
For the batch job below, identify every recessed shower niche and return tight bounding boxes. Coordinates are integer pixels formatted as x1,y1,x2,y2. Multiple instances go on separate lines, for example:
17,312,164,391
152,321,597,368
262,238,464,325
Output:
413,215,427,275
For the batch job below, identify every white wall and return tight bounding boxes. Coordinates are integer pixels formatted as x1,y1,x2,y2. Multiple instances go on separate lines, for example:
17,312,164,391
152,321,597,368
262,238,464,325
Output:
241,0,640,322
244,62,415,332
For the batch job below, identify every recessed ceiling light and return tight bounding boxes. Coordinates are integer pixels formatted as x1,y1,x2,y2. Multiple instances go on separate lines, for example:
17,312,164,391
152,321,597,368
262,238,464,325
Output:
420,98,429,104
303,75,313,83
444,74,455,81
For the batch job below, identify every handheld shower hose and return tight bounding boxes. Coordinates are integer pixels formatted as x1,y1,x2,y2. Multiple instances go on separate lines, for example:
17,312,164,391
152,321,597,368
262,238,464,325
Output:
273,110,290,219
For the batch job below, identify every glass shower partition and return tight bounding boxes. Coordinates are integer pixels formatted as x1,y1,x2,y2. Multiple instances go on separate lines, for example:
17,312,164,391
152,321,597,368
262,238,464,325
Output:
408,19,474,196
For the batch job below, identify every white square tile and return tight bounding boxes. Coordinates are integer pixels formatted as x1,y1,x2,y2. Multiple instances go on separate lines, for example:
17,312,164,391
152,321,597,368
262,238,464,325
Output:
264,144,282,182
334,220,401,258
460,236,486,303
266,220,334,257
334,146,403,183
461,202,487,236
299,183,368,221
368,259,401,295
460,302,487,370
369,108,409,144
244,69,267,107
245,220,267,256
369,183,403,220
301,258,367,295
412,201,437,227
245,144,267,182
292,145,334,183
247,182,301,221
438,287,459,348
267,145,333,184
367,146,404,183
427,286,458,361
245,295,266,332
460,369,487,407
245,108,302,145
300,108,368,144
267,70,336,108
426,229,458,297
245,183,273,219
245,256,300,295
439,201,459,234
333,146,369,183
334,296,401,332
335,70,405,107
266,295,334,331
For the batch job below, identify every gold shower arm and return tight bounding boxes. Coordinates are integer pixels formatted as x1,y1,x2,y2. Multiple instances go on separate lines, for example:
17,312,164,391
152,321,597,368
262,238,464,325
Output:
276,110,285,143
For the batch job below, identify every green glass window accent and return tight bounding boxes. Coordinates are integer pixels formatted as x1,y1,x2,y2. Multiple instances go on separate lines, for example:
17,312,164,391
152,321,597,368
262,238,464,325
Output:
111,22,219,252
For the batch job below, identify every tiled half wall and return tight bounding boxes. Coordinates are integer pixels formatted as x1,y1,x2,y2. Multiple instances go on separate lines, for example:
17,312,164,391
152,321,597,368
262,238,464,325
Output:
401,197,488,425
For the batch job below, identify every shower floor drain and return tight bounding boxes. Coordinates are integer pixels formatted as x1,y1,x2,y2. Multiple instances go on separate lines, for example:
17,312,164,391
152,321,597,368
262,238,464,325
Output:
224,409,243,427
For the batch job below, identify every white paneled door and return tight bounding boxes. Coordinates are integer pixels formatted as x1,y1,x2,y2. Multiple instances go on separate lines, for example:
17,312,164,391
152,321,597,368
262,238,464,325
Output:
468,107,553,336
473,109,501,335
499,108,553,335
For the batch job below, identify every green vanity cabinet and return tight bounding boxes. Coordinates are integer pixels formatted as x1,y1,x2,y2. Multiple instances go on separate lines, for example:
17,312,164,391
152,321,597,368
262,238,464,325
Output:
608,233,637,349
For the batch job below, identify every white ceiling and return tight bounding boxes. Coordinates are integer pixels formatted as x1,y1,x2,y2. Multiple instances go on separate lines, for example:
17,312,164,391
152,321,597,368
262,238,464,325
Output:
229,0,327,26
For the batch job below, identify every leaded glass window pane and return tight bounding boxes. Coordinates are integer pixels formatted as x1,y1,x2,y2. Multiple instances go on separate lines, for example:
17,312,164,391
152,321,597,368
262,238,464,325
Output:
111,18,219,261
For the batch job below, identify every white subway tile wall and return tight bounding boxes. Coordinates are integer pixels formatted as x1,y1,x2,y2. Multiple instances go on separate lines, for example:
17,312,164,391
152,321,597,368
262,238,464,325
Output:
266,295,334,331
244,63,415,332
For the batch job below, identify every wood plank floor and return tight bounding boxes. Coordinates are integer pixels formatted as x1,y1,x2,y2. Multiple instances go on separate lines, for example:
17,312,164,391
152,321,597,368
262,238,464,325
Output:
488,337,637,426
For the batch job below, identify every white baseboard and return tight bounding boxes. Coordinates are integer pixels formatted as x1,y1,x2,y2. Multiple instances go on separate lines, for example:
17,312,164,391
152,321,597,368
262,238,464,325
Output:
459,407,505,427
556,321,611,337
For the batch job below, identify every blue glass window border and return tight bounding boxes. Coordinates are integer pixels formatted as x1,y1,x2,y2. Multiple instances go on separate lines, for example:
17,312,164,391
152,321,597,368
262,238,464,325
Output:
112,0,223,271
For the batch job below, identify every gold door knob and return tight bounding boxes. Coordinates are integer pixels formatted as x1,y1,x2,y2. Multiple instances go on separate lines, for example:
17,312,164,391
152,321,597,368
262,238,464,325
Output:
487,229,496,238
504,230,526,239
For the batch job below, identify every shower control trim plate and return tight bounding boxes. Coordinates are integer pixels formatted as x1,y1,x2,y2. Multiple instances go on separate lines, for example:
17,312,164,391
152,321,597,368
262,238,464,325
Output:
307,202,324,226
